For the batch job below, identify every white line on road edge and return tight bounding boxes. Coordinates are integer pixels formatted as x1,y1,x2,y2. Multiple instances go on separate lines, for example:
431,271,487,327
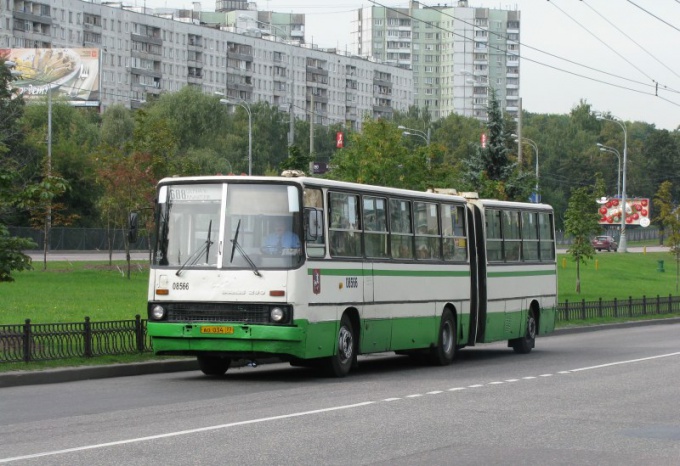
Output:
0,401,374,463
569,352,680,372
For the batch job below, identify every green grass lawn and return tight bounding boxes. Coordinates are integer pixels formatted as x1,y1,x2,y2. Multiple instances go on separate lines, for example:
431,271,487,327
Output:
1,252,679,325
1,261,148,324
558,251,678,303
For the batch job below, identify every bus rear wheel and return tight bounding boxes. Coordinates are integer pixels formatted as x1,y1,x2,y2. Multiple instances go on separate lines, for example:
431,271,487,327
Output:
429,309,456,366
197,355,231,376
511,310,536,354
325,314,355,377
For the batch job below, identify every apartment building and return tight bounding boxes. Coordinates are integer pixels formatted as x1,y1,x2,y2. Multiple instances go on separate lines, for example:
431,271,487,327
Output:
0,0,413,131
352,0,520,122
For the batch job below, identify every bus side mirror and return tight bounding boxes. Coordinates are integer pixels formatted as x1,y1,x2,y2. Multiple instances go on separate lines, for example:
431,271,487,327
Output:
304,208,323,240
128,212,139,244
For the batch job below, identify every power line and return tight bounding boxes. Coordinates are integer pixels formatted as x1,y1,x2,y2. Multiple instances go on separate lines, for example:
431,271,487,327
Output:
626,0,680,34
582,0,680,85
548,1,655,84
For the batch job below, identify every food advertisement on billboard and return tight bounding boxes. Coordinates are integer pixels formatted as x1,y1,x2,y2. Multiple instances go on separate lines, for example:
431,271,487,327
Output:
596,197,651,227
1,48,100,106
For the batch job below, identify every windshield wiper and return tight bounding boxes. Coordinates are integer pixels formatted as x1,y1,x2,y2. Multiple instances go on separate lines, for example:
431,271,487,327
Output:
230,219,261,277
176,222,214,276
205,220,212,263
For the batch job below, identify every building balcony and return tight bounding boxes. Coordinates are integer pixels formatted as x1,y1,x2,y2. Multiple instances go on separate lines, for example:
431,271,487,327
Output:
13,10,52,25
227,82,254,92
306,66,329,77
130,67,162,79
131,33,162,46
227,51,253,62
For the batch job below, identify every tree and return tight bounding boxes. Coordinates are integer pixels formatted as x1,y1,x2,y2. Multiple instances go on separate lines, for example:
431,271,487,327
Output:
564,186,601,293
462,89,532,200
654,181,680,291
96,147,156,277
279,145,311,173
327,118,428,190
0,57,36,280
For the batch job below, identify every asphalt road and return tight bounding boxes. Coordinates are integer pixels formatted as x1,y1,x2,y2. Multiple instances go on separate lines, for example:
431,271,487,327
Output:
1,322,679,465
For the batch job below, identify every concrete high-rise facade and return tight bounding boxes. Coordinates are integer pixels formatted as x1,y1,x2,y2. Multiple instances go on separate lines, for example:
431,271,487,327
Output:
352,1,520,122
0,0,413,131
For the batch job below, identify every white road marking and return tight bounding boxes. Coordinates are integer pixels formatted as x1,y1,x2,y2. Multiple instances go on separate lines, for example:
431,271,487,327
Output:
383,398,401,402
427,390,443,395
0,401,374,464
488,381,504,385
570,352,680,372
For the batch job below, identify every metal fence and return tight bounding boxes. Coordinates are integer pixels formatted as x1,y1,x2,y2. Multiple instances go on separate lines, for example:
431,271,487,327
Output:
557,294,680,322
8,226,150,251
0,316,151,363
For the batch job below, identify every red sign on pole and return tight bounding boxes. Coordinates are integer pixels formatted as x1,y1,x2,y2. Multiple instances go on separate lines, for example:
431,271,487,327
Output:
336,132,344,148
481,133,487,148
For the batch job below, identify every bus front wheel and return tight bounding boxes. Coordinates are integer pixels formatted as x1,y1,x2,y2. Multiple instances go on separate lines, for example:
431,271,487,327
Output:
429,309,456,366
325,314,355,377
511,310,536,354
197,355,231,376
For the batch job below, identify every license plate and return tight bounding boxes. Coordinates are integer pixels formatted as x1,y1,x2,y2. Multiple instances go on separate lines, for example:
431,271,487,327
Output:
200,326,234,334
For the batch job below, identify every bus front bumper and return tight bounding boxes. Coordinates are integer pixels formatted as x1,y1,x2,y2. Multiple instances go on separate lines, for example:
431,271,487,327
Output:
147,320,333,359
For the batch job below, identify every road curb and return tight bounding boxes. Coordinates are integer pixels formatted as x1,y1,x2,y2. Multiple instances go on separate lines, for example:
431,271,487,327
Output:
0,359,198,388
550,316,680,336
2,318,679,388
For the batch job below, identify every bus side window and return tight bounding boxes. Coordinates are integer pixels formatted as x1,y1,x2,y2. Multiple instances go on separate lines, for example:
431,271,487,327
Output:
329,191,361,257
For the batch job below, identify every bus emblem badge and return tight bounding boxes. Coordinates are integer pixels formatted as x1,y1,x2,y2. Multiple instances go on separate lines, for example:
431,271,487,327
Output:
312,269,321,294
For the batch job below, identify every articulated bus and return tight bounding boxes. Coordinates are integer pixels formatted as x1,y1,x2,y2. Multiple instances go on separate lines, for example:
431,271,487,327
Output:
146,175,557,377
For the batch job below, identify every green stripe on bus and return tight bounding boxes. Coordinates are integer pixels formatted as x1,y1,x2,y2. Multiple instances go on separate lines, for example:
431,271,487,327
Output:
307,268,469,277
488,269,557,278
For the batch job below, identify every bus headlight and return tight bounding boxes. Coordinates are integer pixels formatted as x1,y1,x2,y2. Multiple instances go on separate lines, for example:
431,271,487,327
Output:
151,304,166,320
270,307,285,323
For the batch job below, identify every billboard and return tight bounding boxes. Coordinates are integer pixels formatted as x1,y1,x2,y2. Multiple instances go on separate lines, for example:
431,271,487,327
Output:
596,197,651,227
1,48,100,106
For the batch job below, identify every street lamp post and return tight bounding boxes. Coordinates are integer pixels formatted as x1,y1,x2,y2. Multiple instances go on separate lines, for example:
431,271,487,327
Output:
398,125,431,169
511,134,539,203
596,113,628,253
596,143,621,199
216,92,252,176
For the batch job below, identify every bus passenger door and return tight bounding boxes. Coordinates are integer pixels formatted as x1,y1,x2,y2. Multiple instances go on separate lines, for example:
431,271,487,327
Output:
360,262,390,353
467,203,487,345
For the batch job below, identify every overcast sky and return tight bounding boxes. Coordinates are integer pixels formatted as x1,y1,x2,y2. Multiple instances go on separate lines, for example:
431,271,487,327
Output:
139,0,680,131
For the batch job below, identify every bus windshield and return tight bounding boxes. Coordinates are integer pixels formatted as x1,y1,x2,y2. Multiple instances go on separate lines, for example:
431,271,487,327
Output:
154,182,303,270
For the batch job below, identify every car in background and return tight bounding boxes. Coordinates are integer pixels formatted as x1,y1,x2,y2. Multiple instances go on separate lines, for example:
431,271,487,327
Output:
592,235,618,252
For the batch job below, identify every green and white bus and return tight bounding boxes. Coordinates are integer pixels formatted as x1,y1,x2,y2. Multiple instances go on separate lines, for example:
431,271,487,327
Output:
146,175,557,377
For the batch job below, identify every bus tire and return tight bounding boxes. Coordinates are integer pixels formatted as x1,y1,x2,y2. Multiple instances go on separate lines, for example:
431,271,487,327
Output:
511,309,536,354
197,355,231,376
325,314,355,377
429,309,456,366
